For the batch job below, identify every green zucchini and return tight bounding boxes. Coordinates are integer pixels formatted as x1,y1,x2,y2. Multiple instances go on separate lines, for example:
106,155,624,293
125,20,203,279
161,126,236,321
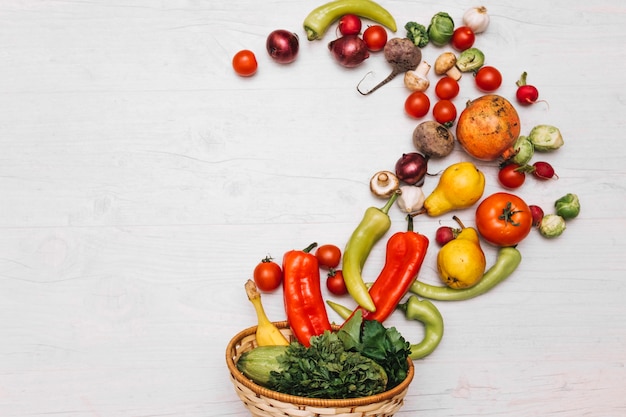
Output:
236,345,287,387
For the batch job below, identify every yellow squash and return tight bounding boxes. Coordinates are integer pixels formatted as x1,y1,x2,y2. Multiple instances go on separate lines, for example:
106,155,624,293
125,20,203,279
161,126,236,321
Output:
245,280,289,346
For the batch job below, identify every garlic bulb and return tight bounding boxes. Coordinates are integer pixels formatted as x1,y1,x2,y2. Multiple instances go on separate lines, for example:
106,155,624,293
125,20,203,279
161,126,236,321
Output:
462,6,490,34
397,185,426,214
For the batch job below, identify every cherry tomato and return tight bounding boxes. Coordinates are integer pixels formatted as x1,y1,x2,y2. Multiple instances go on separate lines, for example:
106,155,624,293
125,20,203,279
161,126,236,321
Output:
475,192,533,247
432,99,457,125
451,26,476,51
253,256,283,291
315,244,342,269
404,91,430,118
362,25,387,51
232,49,258,77
475,66,503,92
326,270,348,296
435,77,460,100
498,163,526,189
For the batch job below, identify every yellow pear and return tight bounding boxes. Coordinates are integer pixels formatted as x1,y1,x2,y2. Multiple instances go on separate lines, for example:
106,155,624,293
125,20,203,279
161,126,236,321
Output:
437,217,486,289
424,161,485,217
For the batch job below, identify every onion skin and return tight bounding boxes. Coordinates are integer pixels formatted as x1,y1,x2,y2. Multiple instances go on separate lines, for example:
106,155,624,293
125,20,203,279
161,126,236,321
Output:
395,152,428,186
266,30,299,64
328,35,369,68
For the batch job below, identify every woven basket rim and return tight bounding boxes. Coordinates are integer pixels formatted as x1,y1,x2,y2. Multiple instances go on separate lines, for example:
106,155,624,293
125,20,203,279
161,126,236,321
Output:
225,320,414,408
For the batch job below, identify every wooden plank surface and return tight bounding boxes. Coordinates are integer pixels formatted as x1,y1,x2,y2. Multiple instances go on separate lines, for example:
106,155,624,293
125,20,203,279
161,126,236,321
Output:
0,1,625,416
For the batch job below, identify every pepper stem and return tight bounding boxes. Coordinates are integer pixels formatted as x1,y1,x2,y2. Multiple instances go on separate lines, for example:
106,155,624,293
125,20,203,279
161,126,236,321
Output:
380,189,401,215
302,242,318,253
406,215,414,232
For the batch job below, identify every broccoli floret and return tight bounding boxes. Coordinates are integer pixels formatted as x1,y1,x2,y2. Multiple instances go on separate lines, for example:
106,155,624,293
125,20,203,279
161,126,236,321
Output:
405,21,429,48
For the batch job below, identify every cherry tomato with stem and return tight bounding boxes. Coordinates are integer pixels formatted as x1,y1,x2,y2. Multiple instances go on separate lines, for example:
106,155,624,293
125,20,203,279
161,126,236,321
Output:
404,91,430,118
232,50,258,77
315,244,342,269
433,99,457,126
326,269,348,296
498,163,526,189
435,76,460,100
362,25,387,51
253,256,283,291
451,26,475,51
475,66,502,92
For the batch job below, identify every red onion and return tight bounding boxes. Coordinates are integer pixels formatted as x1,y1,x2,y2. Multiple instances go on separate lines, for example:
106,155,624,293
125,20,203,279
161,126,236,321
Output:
266,30,299,64
395,152,428,186
328,35,369,68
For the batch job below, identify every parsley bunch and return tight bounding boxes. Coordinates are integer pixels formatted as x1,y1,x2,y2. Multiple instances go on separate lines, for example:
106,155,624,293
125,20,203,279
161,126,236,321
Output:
267,311,412,398
269,330,388,398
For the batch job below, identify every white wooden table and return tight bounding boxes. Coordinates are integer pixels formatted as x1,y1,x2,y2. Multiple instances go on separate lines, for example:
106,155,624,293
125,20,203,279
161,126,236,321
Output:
1,1,624,416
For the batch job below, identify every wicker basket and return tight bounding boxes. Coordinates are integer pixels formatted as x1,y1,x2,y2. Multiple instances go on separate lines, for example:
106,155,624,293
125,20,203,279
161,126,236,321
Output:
226,321,414,417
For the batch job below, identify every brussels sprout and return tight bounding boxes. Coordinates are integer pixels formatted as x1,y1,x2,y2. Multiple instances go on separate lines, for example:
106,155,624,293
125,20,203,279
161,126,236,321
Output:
555,193,580,220
539,214,566,238
528,125,564,151
427,12,455,46
510,135,534,165
456,47,485,72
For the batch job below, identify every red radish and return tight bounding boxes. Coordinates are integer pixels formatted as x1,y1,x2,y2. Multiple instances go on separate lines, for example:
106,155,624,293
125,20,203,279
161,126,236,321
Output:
529,205,544,227
337,14,362,36
531,161,558,180
435,226,458,246
515,71,547,106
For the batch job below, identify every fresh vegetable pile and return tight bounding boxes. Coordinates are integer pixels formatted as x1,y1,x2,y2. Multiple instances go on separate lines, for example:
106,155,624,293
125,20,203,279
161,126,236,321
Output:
231,0,582,401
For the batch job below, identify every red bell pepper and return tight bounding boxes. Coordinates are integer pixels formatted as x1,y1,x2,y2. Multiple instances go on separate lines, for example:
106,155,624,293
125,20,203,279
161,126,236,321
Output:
347,216,429,324
282,242,331,346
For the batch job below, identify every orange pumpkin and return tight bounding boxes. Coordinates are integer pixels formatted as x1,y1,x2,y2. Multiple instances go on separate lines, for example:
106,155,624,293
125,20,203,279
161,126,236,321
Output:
456,95,521,161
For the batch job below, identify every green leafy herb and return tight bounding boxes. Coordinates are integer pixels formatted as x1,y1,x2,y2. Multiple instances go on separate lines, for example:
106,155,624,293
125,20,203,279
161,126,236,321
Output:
361,319,411,389
338,310,412,389
268,329,388,399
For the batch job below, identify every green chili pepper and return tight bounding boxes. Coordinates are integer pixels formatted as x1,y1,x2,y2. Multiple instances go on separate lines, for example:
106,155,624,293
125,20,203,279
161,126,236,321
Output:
409,247,522,301
327,296,444,360
397,296,444,360
342,191,400,312
326,300,353,320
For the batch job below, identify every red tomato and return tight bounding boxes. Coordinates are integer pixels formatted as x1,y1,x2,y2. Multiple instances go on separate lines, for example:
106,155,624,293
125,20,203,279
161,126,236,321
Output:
404,91,430,118
498,164,526,189
435,77,460,100
433,99,457,125
362,25,387,51
253,257,283,291
315,244,342,269
232,50,258,77
326,270,348,295
475,192,533,246
475,66,503,92
451,26,476,51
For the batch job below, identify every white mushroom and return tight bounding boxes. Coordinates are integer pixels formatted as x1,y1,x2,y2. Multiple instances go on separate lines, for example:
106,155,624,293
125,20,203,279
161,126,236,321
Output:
404,61,431,92
369,171,400,198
